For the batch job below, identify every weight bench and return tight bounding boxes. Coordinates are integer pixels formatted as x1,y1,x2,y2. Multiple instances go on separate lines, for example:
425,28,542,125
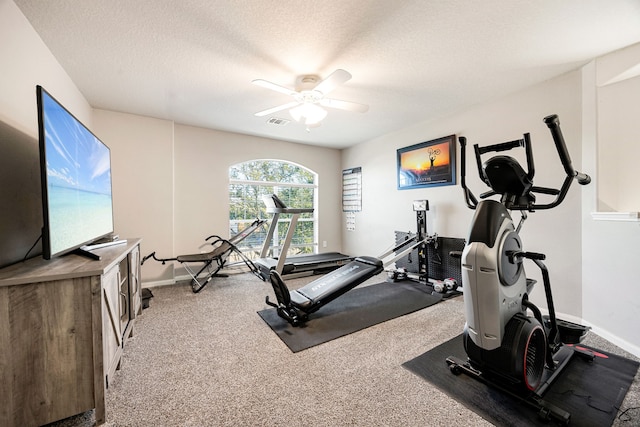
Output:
142,218,265,293
267,256,384,326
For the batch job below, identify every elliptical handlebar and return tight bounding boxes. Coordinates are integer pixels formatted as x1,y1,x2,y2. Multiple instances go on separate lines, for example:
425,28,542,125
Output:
459,136,479,209
459,114,591,211
543,114,591,186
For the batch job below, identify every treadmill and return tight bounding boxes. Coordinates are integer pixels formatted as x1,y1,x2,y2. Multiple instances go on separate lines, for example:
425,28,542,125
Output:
254,194,352,280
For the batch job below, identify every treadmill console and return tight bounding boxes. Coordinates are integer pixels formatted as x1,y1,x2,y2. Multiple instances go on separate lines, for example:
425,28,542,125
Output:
263,194,288,209
413,200,429,211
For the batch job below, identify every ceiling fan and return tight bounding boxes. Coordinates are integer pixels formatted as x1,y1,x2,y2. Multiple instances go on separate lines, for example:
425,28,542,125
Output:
252,69,369,128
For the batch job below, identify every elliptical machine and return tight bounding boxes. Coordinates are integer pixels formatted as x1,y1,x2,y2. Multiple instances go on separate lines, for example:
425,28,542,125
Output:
446,115,594,424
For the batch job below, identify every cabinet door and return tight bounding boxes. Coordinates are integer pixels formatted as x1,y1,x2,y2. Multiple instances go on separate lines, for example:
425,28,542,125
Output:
102,266,123,388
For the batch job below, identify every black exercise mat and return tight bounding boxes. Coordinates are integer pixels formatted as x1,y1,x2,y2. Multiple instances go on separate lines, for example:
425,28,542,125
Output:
258,281,442,352
403,334,639,427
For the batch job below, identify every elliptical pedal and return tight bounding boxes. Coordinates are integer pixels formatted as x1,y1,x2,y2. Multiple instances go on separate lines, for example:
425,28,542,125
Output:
543,315,591,345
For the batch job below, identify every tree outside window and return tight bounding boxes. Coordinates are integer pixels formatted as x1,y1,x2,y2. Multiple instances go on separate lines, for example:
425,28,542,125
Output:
229,160,317,260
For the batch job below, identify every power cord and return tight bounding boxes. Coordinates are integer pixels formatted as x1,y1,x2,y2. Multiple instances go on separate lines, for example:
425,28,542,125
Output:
23,234,42,261
617,406,640,423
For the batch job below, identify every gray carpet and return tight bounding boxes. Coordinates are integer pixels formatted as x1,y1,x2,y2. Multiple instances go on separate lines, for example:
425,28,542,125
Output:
48,272,640,426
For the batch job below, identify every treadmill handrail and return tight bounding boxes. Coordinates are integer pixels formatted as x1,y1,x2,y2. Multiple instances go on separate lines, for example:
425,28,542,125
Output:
260,193,316,273
262,193,313,214
266,207,314,214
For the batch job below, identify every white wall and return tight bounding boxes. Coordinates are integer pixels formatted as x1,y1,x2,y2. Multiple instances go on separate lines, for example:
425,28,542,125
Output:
343,71,584,318
90,113,344,283
92,110,176,282
172,125,343,260
0,0,93,267
342,45,640,357
596,43,640,213
0,0,91,134
580,45,640,356
1,1,344,283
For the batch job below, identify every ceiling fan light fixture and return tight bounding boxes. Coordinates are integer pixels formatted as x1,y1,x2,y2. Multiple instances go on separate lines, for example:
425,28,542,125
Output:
289,103,327,125
254,69,367,127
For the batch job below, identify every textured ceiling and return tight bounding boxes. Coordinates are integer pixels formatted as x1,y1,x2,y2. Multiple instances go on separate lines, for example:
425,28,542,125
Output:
15,0,640,148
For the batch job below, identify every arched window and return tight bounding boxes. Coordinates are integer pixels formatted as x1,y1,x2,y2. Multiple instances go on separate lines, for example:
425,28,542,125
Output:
229,160,317,260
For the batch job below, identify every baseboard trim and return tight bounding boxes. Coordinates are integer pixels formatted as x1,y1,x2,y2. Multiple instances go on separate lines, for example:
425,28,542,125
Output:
142,266,250,289
142,278,176,288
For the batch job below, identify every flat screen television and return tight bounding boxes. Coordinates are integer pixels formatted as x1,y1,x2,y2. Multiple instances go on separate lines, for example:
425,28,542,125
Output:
37,85,114,260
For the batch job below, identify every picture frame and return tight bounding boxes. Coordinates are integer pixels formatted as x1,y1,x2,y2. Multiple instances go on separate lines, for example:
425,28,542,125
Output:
396,134,456,190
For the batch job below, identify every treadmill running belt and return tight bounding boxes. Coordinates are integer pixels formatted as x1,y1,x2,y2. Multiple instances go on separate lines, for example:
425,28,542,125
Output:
255,252,352,279
283,252,351,265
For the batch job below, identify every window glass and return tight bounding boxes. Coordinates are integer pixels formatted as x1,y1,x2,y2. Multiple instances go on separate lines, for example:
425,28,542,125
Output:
229,160,317,260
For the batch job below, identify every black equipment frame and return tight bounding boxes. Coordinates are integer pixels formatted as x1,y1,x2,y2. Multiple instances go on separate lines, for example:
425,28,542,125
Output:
142,219,265,293
265,201,435,326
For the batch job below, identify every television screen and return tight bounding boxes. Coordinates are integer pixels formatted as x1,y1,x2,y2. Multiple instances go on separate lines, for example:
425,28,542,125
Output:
37,85,114,259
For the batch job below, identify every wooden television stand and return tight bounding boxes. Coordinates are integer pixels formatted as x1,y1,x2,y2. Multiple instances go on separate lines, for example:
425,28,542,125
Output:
0,238,142,427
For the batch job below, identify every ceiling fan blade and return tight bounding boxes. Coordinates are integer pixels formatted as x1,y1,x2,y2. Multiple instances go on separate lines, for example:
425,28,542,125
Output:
252,79,298,97
314,69,352,95
254,101,300,117
320,98,369,113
